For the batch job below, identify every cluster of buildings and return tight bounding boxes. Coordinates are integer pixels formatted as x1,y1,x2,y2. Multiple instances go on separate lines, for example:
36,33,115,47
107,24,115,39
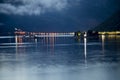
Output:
14,28,120,39
14,28,74,38
74,30,120,39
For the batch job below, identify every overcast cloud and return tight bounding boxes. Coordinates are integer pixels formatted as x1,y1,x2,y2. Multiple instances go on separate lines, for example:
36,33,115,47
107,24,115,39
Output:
0,0,70,15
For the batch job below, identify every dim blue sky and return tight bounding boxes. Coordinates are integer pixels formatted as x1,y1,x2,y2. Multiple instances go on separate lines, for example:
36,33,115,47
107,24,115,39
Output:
0,0,120,32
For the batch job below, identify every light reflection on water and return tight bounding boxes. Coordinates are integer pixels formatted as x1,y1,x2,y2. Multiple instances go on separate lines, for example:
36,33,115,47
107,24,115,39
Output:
0,35,120,80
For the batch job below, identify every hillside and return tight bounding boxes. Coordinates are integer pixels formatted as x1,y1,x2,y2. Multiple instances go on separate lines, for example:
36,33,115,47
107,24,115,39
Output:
92,10,120,31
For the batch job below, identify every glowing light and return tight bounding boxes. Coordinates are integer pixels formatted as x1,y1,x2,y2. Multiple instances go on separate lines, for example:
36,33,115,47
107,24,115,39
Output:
101,35,105,54
99,31,120,35
84,32,87,37
84,37,87,59
84,37,87,68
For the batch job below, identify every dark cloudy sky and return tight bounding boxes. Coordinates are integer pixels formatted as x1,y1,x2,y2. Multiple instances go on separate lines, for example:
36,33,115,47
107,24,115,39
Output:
0,0,120,32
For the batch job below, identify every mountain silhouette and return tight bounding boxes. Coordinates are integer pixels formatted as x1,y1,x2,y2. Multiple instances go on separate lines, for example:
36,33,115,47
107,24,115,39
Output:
92,10,120,31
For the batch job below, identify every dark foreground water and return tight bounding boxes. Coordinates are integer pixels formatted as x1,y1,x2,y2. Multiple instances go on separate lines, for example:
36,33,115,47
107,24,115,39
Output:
0,35,120,80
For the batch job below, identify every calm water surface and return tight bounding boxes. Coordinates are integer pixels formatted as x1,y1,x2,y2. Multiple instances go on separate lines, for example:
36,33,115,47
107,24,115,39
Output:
0,35,120,80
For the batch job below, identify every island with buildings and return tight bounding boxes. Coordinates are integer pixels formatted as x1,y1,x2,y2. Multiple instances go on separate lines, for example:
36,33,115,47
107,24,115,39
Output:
0,10,120,39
